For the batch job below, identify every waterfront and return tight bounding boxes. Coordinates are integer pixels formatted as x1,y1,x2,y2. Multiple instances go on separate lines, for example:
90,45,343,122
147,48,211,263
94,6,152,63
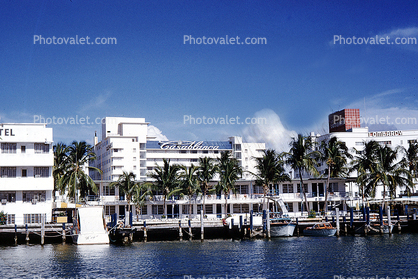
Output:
1,234,418,279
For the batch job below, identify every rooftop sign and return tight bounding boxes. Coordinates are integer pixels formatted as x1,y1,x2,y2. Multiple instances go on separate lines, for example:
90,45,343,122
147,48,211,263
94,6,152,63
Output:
369,131,402,137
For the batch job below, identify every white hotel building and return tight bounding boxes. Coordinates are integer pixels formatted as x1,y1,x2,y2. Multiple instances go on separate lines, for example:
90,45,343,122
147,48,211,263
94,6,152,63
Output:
88,117,270,219
0,123,54,225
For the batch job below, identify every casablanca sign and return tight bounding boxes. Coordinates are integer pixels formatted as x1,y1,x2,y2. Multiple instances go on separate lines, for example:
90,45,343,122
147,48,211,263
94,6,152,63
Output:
160,141,220,150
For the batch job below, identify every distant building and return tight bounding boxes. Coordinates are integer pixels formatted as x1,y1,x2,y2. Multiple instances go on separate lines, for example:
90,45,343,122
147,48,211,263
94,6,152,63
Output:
0,123,54,225
316,109,418,206
328,108,360,133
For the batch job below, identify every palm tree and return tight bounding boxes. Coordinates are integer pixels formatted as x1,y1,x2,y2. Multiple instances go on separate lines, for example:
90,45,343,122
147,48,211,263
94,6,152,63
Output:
197,157,218,217
109,171,138,215
361,144,413,208
217,151,242,218
402,141,418,180
252,149,291,210
284,134,320,213
132,181,155,221
149,159,181,216
319,136,352,213
57,141,102,202
350,140,381,205
179,164,200,217
53,143,69,199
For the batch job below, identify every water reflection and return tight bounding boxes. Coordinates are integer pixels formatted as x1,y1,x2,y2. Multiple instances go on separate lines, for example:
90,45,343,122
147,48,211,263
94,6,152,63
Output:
1,235,418,279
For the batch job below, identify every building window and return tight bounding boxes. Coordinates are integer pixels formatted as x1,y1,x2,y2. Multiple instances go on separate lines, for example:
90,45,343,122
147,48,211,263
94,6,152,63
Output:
1,143,17,154
34,167,49,178
234,185,248,194
0,192,16,203
22,169,27,177
21,146,26,153
103,186,115,196
105,206,116,215
233,204,249,213
205,205,213,214
7,214,15,224
152,205,164,215
235,144,241,151
23,191,46,202
191,150,197,154
190,159,198,163
133,157,136,161
283,184,294,193
140,143,146,150
24,214,44,224
34,143,49,154
1,167,16,178
140,205,147,215
287,203,294,212
253,185,263,194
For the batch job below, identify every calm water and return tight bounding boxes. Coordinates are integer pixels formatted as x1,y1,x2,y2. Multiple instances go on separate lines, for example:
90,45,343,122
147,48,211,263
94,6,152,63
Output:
1,234,418,279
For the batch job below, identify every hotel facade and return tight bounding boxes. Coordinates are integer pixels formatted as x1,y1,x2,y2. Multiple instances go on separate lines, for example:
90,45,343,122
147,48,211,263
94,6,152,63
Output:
0,123,54,225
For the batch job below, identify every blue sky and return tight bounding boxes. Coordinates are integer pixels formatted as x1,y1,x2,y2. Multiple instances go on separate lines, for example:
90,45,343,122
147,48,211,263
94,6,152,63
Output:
1,1,418,151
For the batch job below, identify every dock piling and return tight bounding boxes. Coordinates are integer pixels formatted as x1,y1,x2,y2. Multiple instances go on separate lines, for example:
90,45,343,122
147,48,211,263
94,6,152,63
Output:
25,224,29,243
41,214,45,245
387,206,392,234
336,208,340,237
249,210,254,238
188,219,192,241
143,221,147,242
62,223,66,243
266,209,271,239
379,206,384,234
179,220,183,241
200,211,204,242
296,217,299,237
14,224,18,245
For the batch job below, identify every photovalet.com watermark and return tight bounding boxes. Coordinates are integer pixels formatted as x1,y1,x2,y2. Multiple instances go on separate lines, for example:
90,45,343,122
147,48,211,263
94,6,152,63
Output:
33,115,106,125
183,115,267,125
183,35,267,45
33,35,117,45
333,35,417,45
331,114,417,126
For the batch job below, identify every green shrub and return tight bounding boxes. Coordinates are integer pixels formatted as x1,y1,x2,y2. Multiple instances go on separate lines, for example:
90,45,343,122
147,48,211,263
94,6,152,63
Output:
0,211,6,225
308,209,316,218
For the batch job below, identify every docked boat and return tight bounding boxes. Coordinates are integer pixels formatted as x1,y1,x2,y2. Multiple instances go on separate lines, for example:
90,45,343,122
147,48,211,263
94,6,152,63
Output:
72,206,109,245
303,222,337,236
270,218,296,237
367,223,394,235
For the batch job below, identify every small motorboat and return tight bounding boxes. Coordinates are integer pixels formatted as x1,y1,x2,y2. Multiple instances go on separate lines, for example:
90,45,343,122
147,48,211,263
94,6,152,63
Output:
303,222,337,236
270,218,296,237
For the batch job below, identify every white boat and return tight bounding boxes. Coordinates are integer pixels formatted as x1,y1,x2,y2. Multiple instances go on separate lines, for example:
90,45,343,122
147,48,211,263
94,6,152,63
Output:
270,218,296,237
72,206,109,245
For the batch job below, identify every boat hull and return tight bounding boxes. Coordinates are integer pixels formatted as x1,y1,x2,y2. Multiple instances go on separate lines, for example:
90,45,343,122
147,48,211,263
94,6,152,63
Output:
303,228,337,236
72,232,109,245
270,223,296,237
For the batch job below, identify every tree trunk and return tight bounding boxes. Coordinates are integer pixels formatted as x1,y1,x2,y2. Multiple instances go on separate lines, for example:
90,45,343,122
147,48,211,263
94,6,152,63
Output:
299,169,309,214
224,190,228,218
203,189,206,218
163,195,167,216
189,195,192,219
323,164,331,214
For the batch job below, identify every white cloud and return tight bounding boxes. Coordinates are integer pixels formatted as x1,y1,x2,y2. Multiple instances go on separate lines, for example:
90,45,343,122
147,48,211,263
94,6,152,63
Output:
147,125,168,141
379,27,418,38
241,109,297,152
347,89,418,131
